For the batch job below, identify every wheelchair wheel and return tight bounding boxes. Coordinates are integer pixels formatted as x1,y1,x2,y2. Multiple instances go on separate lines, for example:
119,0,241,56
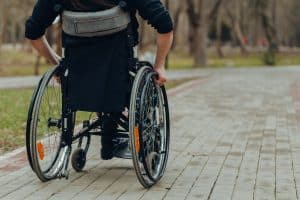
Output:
26,67,69,181
129,65,170,188
71,115,92,172
71,148,86,172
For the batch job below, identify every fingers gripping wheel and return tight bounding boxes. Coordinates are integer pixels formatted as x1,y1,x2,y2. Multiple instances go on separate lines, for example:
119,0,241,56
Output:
26,67,70,181
129,64,170,188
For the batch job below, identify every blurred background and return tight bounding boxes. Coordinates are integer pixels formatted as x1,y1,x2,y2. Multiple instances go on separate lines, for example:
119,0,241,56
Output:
0,0,300,152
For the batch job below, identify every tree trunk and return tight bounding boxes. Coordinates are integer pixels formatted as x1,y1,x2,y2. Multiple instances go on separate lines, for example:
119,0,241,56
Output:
187,0,207,67
226,0,248,54
188,25,197,54
194,22,207,67
233,19,248,54
215,10,224,58
271,0,279,47
187,0,224,67
172,1,184,50
0,14,8,46
0,0,7,47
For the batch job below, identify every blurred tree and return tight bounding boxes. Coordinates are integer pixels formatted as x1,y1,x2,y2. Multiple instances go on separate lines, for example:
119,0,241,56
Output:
226,0,248,54
171,0,185,49
186,0,223,67
215,6,224,57
0,0,9,47
287,1,300,46
249,0,278,65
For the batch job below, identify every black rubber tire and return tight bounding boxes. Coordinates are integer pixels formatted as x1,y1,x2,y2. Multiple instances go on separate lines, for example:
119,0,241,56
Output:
129,64,170,188
71,148,87,172
26,67,68,182
26,75,45,171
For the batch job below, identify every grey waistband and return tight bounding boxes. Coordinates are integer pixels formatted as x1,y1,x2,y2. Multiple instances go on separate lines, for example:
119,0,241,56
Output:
62,6,131,37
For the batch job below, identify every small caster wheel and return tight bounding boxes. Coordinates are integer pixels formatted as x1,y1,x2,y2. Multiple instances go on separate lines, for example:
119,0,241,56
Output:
71,148,86,172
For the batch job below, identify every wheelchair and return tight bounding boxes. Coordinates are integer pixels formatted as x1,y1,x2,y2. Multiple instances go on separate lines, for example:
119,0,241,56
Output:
25,59,170,188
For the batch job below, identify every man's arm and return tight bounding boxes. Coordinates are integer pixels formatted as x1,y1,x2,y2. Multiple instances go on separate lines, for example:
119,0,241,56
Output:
132,0,174,85
154,31,174,85
29,36,61,65
25,0,60,64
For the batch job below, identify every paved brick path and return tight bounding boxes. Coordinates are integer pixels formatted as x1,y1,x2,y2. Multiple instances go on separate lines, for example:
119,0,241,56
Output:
0,67,300,199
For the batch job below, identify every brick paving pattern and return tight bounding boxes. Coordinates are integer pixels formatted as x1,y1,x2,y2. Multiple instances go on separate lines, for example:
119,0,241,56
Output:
0,67,300,199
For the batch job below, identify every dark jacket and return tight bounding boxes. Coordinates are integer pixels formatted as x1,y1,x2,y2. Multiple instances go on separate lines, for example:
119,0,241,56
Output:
25,0,173,43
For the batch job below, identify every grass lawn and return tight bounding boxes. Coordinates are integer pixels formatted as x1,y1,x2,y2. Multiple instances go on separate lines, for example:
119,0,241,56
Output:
169,52,300,69
0,50,50,77
0,88,33,152
0,77,195,153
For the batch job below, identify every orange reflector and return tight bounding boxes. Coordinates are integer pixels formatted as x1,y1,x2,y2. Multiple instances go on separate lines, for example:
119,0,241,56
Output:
37,142,45,160
134,126,140,153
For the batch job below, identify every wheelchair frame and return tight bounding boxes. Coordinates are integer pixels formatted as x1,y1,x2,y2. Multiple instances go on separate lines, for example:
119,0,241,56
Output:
26,60,170,188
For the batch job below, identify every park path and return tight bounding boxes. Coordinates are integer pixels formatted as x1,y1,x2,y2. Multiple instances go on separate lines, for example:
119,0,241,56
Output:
0,69,208,89
0,67,300,199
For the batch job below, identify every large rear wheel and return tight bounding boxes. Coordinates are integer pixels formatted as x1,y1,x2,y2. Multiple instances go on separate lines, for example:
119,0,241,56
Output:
129,64,170,188
26,67,69,181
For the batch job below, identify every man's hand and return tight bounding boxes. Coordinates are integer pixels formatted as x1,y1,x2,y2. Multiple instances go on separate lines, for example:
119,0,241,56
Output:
154,67,167,86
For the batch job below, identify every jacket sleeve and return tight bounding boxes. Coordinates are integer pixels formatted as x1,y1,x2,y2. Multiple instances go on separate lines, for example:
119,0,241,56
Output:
25,0,58,40
131,0,173,34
